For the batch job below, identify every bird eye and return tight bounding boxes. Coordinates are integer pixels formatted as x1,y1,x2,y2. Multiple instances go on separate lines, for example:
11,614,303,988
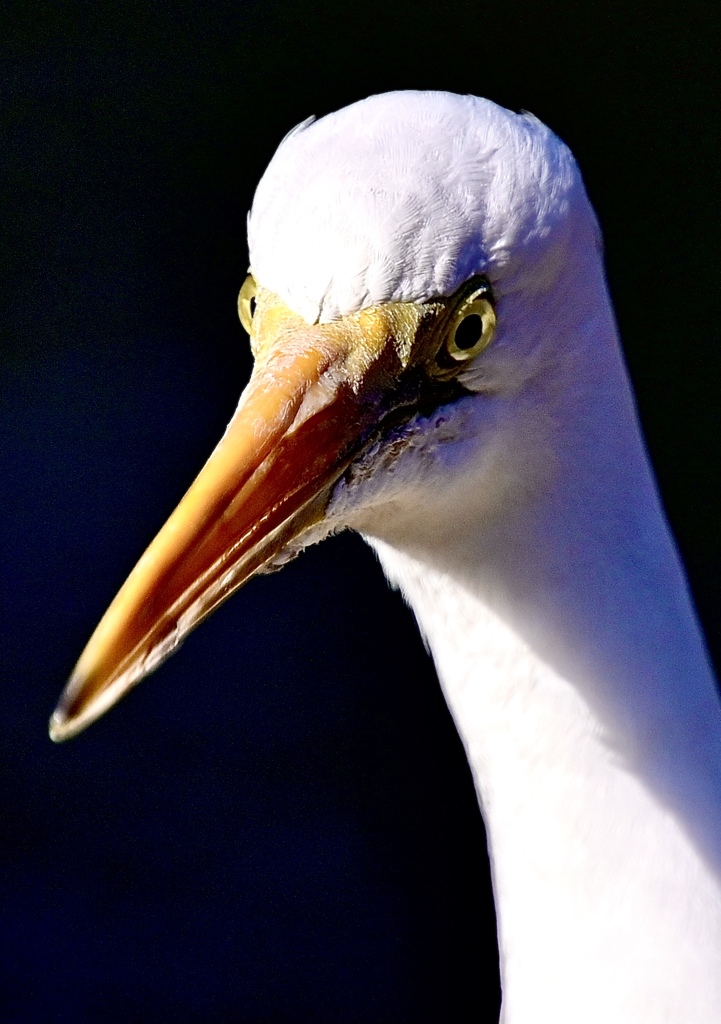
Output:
238,274,258,336
443,294,496,364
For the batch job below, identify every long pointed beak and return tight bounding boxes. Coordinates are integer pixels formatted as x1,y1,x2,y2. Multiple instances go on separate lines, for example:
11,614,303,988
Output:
50,292,424,741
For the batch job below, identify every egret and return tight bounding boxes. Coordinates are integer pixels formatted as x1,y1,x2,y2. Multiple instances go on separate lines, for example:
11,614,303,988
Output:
50,92,721,1022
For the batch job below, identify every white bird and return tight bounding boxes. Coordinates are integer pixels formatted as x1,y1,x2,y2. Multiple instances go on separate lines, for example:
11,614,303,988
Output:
50,91,721,1022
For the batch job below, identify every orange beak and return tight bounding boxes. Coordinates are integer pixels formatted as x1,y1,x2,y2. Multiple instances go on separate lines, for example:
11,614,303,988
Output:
50,287,441,740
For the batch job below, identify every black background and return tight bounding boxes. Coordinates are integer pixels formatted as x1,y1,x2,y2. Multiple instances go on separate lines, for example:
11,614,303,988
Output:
2,1,720,1021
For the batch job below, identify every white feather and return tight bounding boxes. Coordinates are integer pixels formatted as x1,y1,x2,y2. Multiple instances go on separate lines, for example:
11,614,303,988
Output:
248,91,592,323
248,90,721,1023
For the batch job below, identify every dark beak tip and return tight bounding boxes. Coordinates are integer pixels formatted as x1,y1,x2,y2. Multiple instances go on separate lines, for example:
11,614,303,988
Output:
48,708,71,743
48,682,90,743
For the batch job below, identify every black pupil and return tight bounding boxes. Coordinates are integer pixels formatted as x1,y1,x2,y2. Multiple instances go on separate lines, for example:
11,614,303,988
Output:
454,313,483,350
249,296,257,317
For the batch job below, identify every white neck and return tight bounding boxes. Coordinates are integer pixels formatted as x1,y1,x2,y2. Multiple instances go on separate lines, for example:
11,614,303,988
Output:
362,301,721,1021
371,540,721,1022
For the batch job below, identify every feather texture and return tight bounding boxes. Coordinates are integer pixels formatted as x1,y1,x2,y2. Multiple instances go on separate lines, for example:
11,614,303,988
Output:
248,90,721,1023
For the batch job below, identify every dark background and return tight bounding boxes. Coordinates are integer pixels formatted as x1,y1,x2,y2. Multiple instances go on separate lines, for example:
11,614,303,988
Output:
2,1,720,1021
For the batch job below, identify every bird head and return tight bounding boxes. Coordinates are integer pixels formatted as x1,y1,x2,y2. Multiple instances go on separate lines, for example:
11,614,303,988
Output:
50,91,606,741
